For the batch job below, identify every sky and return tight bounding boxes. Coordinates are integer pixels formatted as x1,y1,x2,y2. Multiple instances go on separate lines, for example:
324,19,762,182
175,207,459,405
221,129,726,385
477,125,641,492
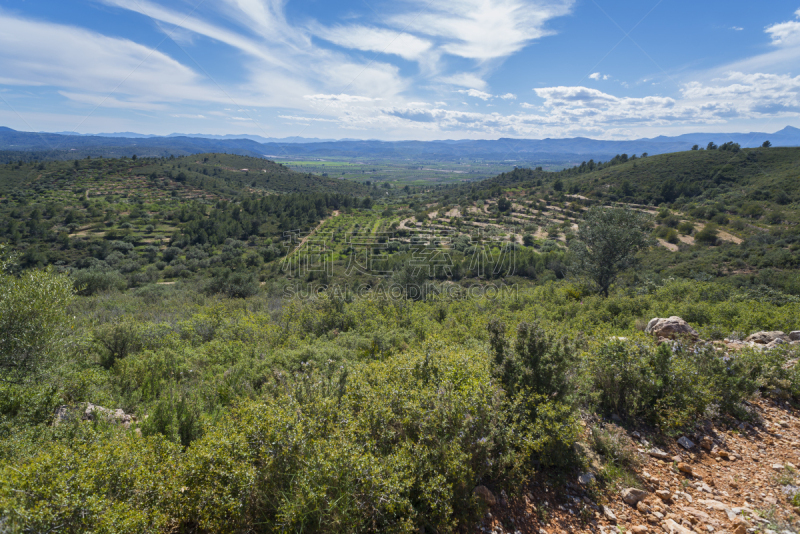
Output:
0,0,799,140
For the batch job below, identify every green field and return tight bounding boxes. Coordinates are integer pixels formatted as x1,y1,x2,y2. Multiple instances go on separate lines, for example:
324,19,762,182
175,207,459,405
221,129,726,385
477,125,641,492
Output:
275,158,576,186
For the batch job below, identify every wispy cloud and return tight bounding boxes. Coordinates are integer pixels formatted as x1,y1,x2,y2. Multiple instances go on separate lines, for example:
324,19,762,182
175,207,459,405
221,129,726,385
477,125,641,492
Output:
458,89,494,100
391,0,574,61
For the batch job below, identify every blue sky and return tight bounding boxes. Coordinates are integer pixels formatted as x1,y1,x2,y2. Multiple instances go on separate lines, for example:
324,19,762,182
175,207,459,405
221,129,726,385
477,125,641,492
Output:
0,0,799,140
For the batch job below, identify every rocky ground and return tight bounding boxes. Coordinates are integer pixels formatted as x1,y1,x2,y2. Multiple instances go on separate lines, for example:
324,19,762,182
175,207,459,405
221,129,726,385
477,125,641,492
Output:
477,397,800,534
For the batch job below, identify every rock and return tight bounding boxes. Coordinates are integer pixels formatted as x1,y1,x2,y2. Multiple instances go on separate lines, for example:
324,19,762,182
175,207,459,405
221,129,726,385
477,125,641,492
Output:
732,525,747,534
790,331,800,342
645,317,699,340
53,405,73,425
473,485,496,506
655,490,673,503
766,338,786,350
772,464,785,471
630,526,648,533
663,518,694,534
578,473,596,485
700,436,714,451
636,501,651,514
677,462,693,475
678,436,695,449
603,505,617,522
745,331,786,344
55,403,137,428
621,488,649,506
84,403,137,428
698,499,735,520
649,448,671,460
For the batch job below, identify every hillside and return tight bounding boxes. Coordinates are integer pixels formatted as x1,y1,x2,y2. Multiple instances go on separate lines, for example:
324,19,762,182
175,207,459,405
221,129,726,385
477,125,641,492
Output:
0,153,374,289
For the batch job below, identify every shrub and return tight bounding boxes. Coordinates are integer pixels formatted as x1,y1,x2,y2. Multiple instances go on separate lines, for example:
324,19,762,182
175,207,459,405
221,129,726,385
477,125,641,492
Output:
694,224,719,246
205,269,259,299
677,221,695,235
93,319,144,369
73,268,127,295
587,338,658,419
0,268,75,380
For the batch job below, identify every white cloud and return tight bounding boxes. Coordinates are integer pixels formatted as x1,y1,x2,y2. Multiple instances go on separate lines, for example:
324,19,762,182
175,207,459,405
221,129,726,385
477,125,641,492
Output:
731,26,744,31
439,73,488,90
101,0,407,105
765,9,800,46
0,12,213,107
392,0,574,61
311,24,434,64
304,94,379,103
459,89,493,100
589,72,610,80
500,93,517,100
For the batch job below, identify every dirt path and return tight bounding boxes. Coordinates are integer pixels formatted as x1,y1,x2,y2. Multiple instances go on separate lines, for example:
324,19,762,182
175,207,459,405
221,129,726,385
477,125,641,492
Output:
291,210,340,254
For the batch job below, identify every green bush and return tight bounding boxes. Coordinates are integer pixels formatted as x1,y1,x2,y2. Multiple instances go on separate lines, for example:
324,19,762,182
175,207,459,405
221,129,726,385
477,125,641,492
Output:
0,268,75,380
677,221,695,235
73,268,127,295
205,269,259,299
694,223,719,245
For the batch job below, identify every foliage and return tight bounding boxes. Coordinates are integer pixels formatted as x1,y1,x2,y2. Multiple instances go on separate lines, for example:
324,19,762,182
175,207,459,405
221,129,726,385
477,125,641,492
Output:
0,268,74,380
571,207,654,296
205,269,260,298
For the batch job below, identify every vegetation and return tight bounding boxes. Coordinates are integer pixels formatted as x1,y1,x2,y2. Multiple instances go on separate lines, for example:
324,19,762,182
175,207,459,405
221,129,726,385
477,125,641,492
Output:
1,146,800,532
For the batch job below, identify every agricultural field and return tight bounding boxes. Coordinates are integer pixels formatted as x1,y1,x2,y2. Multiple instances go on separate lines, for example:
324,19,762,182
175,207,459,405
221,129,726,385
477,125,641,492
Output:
275,158,575,186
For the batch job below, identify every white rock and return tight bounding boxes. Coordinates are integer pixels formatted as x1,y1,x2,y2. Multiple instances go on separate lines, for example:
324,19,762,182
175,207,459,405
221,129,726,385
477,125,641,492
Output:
645,317,698,340
649,447,670,460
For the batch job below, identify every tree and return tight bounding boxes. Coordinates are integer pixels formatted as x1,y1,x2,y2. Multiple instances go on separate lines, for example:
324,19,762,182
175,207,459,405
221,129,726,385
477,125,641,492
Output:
497,197,512,212
570,207,654,297
707,142,717,150
691,145,699,151
553,179,564,192
763,140,772,148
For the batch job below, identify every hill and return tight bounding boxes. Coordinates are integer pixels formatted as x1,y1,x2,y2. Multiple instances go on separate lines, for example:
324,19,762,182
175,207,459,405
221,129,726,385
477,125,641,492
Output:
0,153,374,285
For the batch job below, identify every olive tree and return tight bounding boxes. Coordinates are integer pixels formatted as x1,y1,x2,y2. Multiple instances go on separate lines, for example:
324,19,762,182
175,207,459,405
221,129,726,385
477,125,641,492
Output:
570,207,654,297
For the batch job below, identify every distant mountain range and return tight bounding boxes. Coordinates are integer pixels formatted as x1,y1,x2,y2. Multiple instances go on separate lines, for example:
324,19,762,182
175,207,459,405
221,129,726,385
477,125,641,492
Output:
50,131,338,144
1,126,797,163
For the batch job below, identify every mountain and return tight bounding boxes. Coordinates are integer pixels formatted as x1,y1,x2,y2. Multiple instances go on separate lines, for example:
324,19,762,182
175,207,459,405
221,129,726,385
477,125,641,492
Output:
0,126,797,163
